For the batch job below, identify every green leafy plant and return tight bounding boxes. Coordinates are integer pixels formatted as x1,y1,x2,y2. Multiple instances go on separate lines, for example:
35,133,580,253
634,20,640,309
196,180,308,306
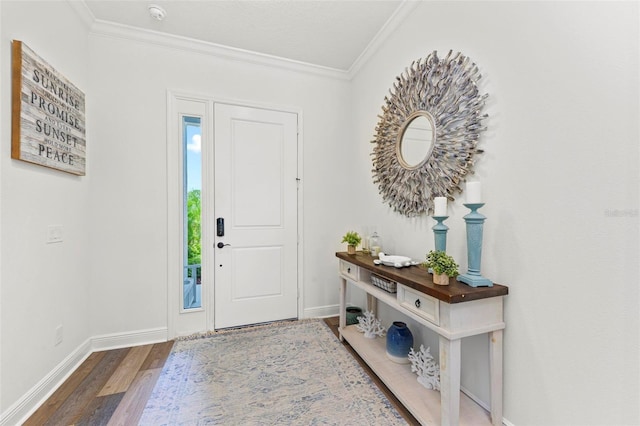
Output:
187,189,201,275
341,231,362,247
423,250,459,277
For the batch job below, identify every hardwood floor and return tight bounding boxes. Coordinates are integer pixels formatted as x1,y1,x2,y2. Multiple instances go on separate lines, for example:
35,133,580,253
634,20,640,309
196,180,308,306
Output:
25,318,418,425
24,341,174,426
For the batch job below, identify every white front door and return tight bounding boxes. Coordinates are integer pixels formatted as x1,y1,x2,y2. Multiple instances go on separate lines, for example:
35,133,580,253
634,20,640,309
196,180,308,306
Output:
213,104,298,329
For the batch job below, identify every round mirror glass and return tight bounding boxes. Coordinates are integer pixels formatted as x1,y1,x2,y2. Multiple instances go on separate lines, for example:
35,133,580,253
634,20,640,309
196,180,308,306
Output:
396,112,436,169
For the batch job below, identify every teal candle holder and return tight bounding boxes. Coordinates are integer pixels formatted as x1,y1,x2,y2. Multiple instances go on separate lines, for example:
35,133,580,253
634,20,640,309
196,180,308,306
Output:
457,203,493,287
432,216,449,252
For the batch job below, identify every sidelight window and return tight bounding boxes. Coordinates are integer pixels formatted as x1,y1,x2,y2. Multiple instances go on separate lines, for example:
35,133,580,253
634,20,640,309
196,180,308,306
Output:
183,116,202,310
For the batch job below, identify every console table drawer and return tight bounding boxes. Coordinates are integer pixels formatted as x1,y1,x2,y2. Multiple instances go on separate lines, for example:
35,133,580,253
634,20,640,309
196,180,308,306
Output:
339,260,359,282
398,284,439,325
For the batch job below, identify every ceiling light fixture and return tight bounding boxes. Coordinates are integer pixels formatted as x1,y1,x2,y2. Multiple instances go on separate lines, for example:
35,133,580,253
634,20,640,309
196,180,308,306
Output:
148,4,167,21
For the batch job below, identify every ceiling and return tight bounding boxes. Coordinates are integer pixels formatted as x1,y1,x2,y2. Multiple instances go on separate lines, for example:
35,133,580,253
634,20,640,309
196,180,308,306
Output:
82,0,407,71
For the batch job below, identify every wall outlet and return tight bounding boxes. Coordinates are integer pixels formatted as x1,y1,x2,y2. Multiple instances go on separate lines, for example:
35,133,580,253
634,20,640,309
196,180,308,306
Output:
55,325,63,346
47,225,63,244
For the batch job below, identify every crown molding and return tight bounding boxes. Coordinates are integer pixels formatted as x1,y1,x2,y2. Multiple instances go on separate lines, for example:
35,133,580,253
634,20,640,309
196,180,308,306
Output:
72,0,415,81
67,0,95,29
347,0,421,79
87,18,351,80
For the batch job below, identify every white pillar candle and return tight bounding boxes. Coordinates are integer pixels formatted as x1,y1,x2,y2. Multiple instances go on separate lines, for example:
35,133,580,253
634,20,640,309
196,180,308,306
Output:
466,181,482,204
434,197,447,216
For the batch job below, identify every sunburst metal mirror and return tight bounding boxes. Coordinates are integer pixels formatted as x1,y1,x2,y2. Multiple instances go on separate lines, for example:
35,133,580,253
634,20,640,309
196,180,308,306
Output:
371,50,488,217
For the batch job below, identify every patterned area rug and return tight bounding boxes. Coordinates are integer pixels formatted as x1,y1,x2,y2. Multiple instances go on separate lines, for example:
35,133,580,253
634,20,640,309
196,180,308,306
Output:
139,319,407,425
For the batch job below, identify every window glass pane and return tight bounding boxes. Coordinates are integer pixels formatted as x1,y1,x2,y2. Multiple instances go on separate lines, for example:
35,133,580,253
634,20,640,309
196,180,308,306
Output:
183,116,202,310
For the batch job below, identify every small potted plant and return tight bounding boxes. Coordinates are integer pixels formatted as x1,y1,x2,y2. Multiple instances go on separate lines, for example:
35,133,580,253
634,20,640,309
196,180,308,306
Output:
423,250,459,285
341,231,362,255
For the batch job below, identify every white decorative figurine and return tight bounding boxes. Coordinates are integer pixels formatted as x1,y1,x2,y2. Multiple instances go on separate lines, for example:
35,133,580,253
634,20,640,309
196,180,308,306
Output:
355,310,386,338
408,345,441,391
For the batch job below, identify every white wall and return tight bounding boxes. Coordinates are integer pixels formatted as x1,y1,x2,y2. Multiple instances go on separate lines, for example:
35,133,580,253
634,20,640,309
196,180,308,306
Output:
351,1,639,425
86,35,353,335
1,1,638,425
0,0,91,415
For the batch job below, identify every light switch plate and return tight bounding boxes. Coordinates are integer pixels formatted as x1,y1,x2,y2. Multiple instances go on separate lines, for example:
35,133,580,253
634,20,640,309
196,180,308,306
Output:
47,225,63,243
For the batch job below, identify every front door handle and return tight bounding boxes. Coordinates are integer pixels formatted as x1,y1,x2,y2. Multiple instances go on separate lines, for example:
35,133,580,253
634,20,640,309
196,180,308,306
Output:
217,242,231,249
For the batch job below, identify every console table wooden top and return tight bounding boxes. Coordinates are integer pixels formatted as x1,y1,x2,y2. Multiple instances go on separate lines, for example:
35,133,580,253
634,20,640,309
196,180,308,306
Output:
336,251,508,304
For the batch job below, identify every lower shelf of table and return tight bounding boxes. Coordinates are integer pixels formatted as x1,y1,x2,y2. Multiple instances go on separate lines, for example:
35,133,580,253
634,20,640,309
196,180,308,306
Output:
340,325,492,426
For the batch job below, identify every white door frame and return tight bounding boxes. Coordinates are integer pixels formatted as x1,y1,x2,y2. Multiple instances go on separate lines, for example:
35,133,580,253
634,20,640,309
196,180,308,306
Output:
166,90,304,339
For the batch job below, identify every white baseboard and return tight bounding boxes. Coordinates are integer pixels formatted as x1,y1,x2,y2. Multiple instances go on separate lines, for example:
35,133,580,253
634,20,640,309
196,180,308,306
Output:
0,327,168,426
460,386,512,426
0,338,92,426
302,304,340,319
460,385,489,412
91,327,168,351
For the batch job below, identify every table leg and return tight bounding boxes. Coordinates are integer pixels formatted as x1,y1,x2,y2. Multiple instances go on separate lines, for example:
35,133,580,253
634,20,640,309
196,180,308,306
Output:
339,277,346,341
490,329,503,426
366,293,378,317
439,336,461,426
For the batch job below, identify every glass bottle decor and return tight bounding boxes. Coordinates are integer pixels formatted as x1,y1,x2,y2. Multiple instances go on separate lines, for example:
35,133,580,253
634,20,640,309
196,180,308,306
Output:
370,231,382,257
361,226,371,254
386,321,413,364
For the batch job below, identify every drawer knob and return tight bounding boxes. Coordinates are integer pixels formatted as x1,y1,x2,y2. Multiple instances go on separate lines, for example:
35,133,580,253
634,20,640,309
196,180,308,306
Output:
347,267,351,273
415,299,421,308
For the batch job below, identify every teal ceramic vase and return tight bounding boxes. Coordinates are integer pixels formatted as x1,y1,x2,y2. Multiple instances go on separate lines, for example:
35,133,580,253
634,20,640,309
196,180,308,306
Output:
386,321,413,364
346,307,363,325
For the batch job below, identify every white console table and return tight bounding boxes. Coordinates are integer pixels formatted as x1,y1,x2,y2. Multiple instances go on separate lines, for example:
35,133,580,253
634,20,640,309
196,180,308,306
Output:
336,252,508,426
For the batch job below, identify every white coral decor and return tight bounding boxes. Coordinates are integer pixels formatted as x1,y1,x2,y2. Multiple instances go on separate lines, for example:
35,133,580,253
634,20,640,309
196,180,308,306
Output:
355,310,386,338
408,344,441,391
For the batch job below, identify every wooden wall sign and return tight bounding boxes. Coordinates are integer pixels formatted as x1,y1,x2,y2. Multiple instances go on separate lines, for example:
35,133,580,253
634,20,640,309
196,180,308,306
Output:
11,40,86,176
